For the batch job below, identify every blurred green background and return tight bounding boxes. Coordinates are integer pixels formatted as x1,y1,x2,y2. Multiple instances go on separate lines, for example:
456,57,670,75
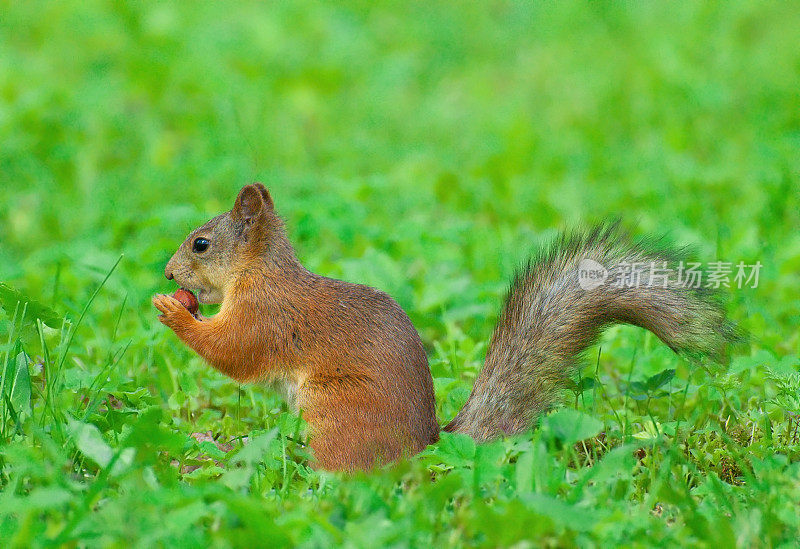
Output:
1,1,800,546
3,1,798,342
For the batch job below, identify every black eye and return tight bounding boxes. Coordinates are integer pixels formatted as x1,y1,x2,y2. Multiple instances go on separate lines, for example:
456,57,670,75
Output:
192,238,209,253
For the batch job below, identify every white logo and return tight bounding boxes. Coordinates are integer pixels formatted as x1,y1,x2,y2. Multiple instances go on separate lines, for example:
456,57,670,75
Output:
577,259,608,290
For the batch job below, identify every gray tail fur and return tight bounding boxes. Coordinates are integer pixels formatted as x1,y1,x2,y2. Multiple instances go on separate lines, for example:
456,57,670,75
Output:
444,222,739,441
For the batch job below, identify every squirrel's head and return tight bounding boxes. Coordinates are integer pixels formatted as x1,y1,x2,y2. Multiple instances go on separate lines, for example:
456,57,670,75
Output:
164,183,290,304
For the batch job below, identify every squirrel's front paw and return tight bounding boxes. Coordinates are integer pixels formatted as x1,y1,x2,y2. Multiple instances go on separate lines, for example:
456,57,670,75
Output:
152,294,195,329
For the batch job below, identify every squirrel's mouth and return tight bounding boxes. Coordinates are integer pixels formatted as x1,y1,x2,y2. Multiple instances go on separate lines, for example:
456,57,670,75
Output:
194,289,209,303
194,288,224,305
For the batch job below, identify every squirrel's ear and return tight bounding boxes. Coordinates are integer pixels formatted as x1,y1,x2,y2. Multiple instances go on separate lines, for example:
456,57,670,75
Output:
232,184,265,226
251,182,275,211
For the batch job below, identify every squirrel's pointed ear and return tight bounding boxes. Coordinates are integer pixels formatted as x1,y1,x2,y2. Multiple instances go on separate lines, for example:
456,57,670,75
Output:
231,184,266,226
251,182,275,211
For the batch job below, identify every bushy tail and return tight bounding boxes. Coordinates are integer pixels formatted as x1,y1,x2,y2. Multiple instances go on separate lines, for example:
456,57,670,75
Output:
444,222,739,441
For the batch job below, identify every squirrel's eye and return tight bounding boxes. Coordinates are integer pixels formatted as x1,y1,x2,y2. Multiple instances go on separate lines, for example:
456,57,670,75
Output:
192,238,210,253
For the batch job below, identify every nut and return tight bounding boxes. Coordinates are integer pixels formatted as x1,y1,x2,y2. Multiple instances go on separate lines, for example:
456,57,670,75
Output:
173,288,199,316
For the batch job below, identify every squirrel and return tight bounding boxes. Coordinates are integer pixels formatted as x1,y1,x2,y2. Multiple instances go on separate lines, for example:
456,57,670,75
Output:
152,183,737,471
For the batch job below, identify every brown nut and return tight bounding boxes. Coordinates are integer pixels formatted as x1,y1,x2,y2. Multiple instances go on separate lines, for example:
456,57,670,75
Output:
173,288,199,316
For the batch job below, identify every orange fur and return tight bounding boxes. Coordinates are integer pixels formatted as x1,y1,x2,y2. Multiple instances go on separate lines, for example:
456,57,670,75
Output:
154,200,439,470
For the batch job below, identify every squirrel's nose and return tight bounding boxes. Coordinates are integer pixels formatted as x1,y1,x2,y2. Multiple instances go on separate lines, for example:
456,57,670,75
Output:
165,254,178,280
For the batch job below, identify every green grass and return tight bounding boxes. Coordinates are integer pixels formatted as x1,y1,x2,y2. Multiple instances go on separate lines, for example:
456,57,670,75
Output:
2,1,800,546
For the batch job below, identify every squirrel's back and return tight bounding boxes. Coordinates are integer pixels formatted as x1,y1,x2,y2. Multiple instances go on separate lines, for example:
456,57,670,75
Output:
293,274,441,469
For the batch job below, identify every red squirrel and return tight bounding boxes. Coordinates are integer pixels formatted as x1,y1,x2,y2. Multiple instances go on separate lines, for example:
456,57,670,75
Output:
153,184,736,470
